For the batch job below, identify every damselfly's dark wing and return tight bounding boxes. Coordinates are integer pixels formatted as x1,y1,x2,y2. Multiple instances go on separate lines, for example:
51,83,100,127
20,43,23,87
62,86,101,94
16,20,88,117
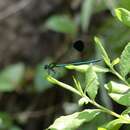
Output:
44,40,85,73
52,40,85,64
73,40,84,52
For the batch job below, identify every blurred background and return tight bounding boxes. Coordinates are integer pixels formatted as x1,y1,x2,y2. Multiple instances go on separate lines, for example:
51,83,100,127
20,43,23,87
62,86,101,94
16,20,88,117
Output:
0,0,130,130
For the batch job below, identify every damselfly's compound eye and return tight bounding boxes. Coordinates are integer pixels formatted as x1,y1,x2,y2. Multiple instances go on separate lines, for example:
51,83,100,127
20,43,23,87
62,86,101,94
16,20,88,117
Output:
73,40,84,52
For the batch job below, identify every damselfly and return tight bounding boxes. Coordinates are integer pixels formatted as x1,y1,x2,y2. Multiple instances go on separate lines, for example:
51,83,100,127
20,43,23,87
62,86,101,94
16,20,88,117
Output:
44,59,101,73
44,40,101,73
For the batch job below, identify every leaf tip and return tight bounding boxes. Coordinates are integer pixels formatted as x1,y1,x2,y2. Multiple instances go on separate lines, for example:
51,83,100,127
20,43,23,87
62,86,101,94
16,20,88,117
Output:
47,76,56,84
115,8,122,20
94,36,98,42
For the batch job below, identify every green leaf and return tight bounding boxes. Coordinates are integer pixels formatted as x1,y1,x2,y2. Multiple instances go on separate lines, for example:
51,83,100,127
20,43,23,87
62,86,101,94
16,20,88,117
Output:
115,8,130,27
44,15,77,36
108,92,130,106
66,64,109,73
84,66,99,99
48,109,101,130
102,119,125,130
121,108,130,123
81,0,95,32
98,128,107,130
94,37,111,66
0,78,16,92
122,107,130,115
78,97,89,106
97,16,130,59
111,58,120,66
0,112,12,129
79,113,111,130
119,0,130,10
105,81,130,94
0,63,25,92
92,65,109,73
73,76,83,95
47,76,81,96
120,42,130,77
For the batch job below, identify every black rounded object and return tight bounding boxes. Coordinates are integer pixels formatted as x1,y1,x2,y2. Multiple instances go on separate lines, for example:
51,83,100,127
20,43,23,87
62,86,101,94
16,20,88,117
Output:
73,40,84,52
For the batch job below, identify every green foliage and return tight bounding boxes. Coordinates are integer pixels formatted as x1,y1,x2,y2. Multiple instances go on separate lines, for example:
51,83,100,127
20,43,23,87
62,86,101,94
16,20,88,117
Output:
43,0,120,36
102,119,124,130
108,92,130,106
119,0,130,11
80,0,95,32
122,107,130,115
80,113,111,130
0,112,21,130
98,128,107,130
44,15,77,36
46,32,130,129
105,81,130,94
94,37,111,66
78,97,89,106
73,76,83,95
115,8,130,27
84,66,99,99
3,1,130,130
66,64,109,73
97,17,130,59
120,42,130,77
47,76,81,96
0,63,25,92
0,112,12,129
48,109,101,130
39,2,130,129
111,58,120,66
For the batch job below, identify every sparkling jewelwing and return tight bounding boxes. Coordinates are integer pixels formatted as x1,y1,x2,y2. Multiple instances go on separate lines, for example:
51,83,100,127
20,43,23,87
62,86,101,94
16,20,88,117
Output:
44,40,101,73
44,59,101,72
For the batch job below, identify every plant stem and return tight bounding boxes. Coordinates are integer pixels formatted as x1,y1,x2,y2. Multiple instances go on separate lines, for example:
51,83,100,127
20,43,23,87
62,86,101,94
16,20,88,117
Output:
83,95,130,123
82,94,119,118
90,99,120,118
110,67,129,86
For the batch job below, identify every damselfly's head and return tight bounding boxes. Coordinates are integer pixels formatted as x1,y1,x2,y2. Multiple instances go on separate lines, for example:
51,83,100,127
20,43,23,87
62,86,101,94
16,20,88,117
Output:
44,63,56,74
44,64,49,70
